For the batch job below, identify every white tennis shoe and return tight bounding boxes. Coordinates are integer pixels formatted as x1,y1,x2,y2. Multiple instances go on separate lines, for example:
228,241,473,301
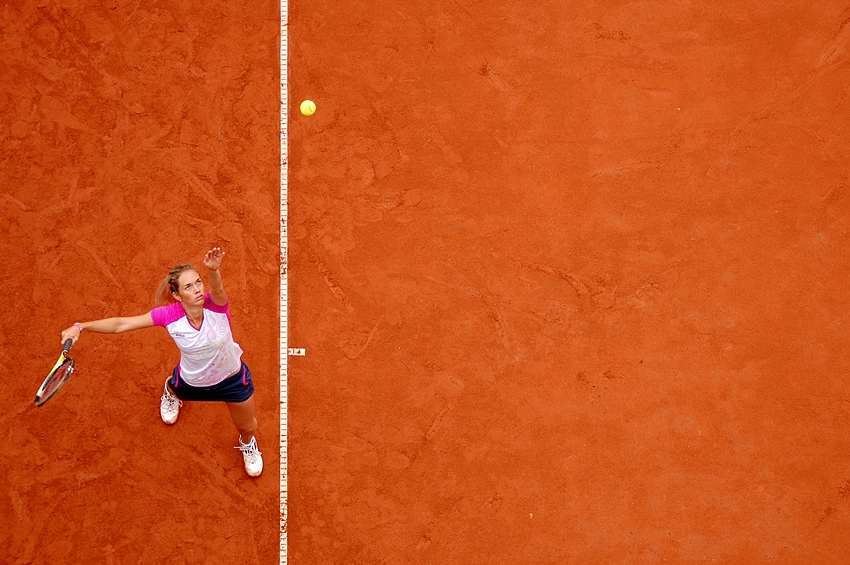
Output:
159,379,182,425
236,435,263,477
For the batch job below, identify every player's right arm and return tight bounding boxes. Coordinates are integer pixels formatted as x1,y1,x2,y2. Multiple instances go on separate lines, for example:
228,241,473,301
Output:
61,313,154,344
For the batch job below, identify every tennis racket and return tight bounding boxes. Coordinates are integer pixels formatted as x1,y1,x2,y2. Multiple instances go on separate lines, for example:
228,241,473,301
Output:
34,338,75,406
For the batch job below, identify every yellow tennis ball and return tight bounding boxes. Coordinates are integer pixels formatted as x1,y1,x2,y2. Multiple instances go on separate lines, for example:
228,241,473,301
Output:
300,100,316,116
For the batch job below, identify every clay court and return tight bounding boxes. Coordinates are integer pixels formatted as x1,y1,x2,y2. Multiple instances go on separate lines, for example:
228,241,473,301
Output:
3,0,850,563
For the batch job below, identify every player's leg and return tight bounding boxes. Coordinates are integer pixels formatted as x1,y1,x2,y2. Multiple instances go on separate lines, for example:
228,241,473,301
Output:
226,395,258,440
227,395,263,477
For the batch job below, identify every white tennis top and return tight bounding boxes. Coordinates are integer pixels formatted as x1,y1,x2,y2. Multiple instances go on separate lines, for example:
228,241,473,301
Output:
150,292,244,387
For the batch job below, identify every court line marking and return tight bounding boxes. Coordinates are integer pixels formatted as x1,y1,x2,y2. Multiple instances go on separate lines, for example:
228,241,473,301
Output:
280,0,289,561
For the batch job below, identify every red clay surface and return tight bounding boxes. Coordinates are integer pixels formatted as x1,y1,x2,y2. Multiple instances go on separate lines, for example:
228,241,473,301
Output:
4,0,850,564
1,1,280,564
288,0,850,563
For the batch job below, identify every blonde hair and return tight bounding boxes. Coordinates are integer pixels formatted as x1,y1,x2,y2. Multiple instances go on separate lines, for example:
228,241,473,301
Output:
155,264,198,305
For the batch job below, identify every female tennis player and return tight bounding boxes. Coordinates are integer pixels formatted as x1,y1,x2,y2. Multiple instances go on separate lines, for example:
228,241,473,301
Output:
59,247,263,477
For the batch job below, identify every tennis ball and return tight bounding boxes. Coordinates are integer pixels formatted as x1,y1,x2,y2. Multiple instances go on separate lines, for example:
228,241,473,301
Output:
300,100,316,116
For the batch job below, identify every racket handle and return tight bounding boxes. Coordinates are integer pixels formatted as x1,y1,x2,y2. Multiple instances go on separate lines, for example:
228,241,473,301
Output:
63,338,73,354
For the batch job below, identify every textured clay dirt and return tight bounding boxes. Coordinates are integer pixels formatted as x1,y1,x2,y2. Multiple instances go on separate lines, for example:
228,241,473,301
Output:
1,1,280,564
4,0,850,564
287,0,850,563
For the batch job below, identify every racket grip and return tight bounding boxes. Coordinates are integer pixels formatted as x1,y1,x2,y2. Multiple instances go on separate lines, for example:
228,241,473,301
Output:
63,338,73,354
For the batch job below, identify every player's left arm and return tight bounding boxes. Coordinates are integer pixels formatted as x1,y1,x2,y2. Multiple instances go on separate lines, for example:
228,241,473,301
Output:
204,247,229,306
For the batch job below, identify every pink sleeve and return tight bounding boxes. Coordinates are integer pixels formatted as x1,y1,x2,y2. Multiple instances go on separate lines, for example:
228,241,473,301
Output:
203,292,231,323
150,301,185,327
204,292,229,314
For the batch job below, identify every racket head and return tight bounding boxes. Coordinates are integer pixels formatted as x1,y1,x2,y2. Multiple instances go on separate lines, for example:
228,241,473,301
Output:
34,338,76,407
34,359,75,406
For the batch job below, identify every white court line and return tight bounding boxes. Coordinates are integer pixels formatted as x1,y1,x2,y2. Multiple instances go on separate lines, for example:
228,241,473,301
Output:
279,0,289,561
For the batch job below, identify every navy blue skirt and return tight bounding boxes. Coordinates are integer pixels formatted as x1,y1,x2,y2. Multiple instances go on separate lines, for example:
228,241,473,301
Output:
168,361,254,403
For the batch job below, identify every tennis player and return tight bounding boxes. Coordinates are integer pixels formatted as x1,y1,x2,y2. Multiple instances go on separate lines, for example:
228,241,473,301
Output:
60,247,263,477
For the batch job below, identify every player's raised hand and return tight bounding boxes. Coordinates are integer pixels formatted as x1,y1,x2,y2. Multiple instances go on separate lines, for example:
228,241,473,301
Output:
204,247,225,271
